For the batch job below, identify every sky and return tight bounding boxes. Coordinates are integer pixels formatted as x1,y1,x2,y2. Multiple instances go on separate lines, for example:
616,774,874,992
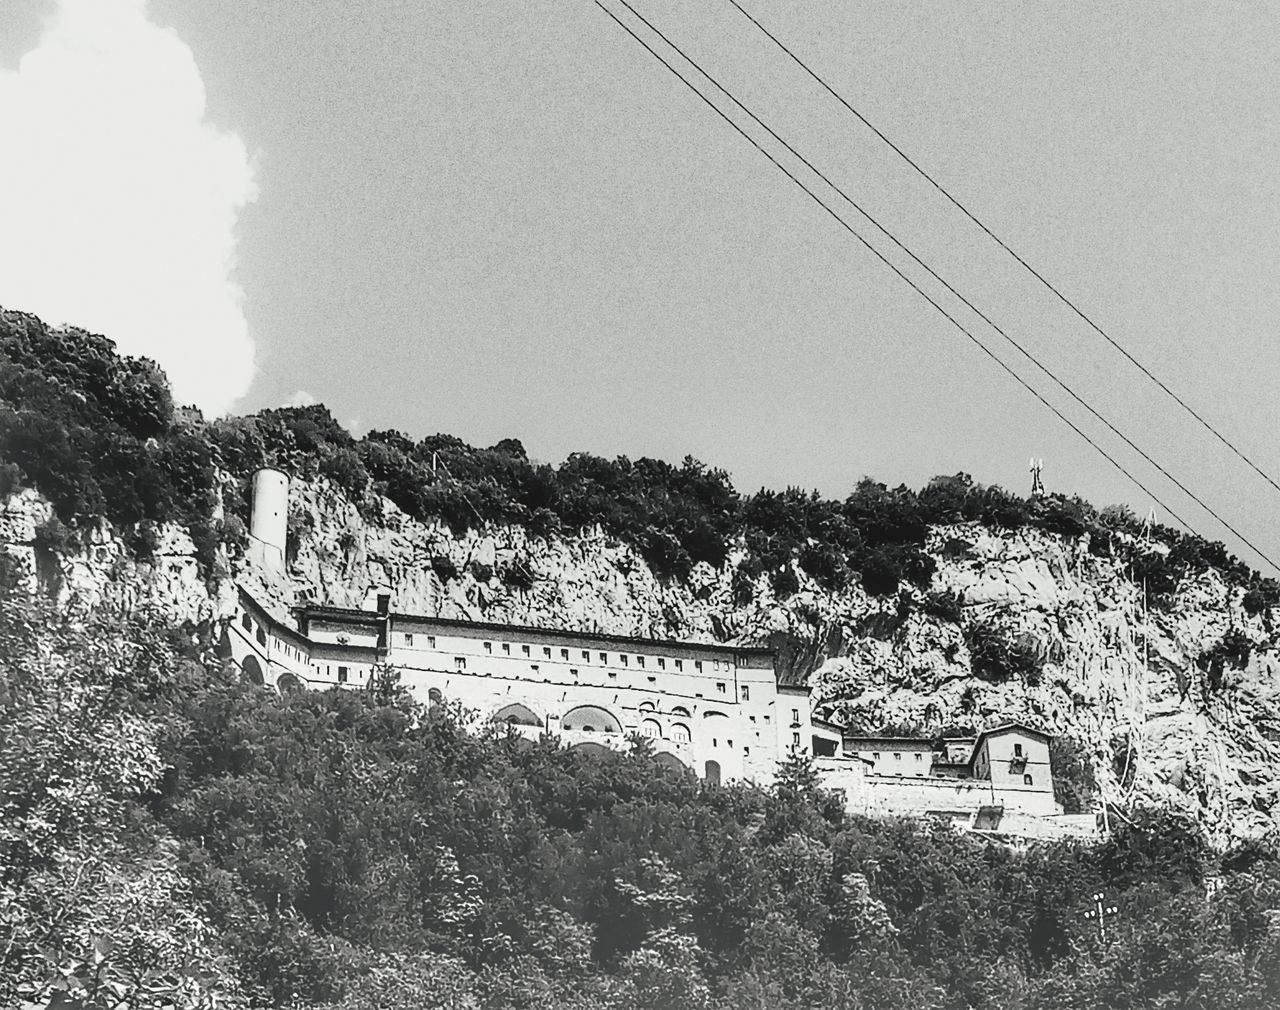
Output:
2,1,1280,573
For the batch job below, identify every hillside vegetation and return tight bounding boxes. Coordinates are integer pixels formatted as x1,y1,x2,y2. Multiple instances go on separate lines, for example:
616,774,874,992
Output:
3,553,1280,1009
6,311,1280,1007
3,307,1275,609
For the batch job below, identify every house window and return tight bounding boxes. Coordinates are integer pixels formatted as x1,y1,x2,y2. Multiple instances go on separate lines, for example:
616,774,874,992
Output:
872,752,880,760
1024,774,1034,786
608,670,617,679
241,613,251,631
428,688,443,706
792,732,801,747
599,652,607,663
764,715,771,724
728,739,733,748
647,675,656,683
531,664,539,673
405,633,414,646
749,715,756,723
744,746,750,757
621,655,628,667
582,650,590,661
657,657,666,669
695,661,703,672
637,656,645,668
454,657,467,671
674,660,683,671
502,643,510,654
561,648,569,660
427,636,435,648
256,627,266,646
915,753,923,761
338,666,348,683
791,709,800,725
543,647,551,659
569,668,579,677
521,645,530,657
1014,743,1024,757
713,738,718,747
483,641,492,653
741,686,750,701
894,752,901,761
716,682,726,694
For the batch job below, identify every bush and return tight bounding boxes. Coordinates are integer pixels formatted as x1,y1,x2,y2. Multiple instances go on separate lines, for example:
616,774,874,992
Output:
963,622,1044,684
921,589,964,623
431,556,459,583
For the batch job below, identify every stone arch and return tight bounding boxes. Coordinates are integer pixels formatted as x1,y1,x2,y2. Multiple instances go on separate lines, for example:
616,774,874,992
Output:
670,722,691,744
491,702,543,727
241,654,264,686
276,671,303,695
670,706,691,718
428,688,444,707
704,760,721,785
653,751,690,774
640,718,662,739
638,700,657,712
702,710,728,720
562,705,623,735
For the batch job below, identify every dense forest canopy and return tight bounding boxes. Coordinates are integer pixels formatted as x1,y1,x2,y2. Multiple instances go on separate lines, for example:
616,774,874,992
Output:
5,310,1280,1007
3,552,1280,1009
2,307,1276,609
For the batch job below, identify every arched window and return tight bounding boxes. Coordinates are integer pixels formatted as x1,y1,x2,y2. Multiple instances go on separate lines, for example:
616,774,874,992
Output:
671,722,691,744
670,706,691,718
428,687,443,706
276,671,303,695
241,613,252,631
638,700,656,712
704,760,721,786
640,718,662,739
491,703,542,727
562,705,623,735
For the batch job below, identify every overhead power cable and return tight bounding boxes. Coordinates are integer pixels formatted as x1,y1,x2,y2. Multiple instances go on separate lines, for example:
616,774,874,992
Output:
608,0,1280,573
727,0,1280,500
590,2,1203,552
594,1,1280,575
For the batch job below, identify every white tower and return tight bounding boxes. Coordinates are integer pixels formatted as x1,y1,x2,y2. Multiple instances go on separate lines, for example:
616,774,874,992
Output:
248,467,289,576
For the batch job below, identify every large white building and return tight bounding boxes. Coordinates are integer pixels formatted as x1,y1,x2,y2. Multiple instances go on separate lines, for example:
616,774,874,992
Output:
225,582,812,786
219,468,1095,833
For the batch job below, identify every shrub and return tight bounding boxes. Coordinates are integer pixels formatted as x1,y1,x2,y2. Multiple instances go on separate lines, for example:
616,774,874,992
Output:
963,622,1044,684
922,588,964,623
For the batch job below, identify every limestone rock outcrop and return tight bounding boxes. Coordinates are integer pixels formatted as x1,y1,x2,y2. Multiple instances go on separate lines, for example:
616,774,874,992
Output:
6,475,1279,845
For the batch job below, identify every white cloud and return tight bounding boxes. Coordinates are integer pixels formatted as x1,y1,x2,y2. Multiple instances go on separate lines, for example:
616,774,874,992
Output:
0,0,257,416
284,389,318,408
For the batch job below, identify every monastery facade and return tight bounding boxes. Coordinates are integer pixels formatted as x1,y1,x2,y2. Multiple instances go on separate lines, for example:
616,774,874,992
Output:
222,468,1096,833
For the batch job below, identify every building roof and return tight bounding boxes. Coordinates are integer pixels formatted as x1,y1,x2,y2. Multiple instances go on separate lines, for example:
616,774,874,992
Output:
295,603,775,658
842,735,939,747
973,722,1052,748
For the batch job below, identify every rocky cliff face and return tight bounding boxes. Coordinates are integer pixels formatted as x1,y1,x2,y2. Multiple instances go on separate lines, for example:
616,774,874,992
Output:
8,476,1279,844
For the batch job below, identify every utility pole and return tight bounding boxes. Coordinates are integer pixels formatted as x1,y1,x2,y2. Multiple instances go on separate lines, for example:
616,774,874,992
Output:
1084,890,1119,942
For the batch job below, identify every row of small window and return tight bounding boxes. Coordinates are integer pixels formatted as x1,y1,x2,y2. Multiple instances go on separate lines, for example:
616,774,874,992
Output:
448,654,744,696
403,632,734,675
